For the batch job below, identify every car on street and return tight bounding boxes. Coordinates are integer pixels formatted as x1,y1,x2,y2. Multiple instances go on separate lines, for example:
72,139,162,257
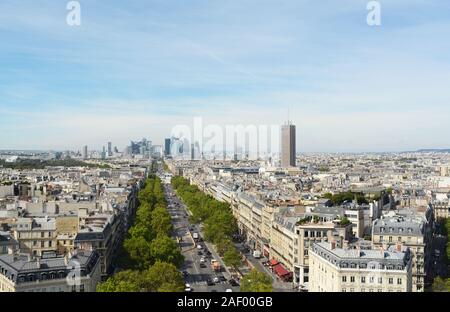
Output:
185,284,192,292
182,271,189,277
206,279,215,286
213,277,219,283
218,276,227,282
197,244,202,250
200,257,205,263
197,251,203,256
226,289,233,293
200,263,207,268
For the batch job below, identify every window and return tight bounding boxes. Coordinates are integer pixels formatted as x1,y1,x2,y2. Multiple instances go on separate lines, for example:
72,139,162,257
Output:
350,276,355,283
48,232,52,237
342,276,347,282
397,278,402,285
378,277,383,284
41,241,45,248
361,277,366,283
380,236,384,242
389,236,393,243
41,232,45,238
304,249,308,256
398,237,402,242
33,241,37,246
80,285,85,293
389,278,393,284
370,277,375,283
49,241,52,247
342,288,346,292
71,285,76,292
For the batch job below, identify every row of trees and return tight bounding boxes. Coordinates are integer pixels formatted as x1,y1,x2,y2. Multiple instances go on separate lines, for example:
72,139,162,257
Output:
97,175,185,292
432,218,450,292
172,177,273,292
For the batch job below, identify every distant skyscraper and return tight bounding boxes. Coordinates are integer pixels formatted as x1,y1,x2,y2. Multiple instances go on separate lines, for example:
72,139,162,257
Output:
102,146,106,160
83,146,88,160
165,138,171,156
108,142,112,156
280,122,296,168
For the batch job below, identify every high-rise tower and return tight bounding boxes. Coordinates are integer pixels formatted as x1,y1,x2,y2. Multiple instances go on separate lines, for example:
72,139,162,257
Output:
280,122,296,168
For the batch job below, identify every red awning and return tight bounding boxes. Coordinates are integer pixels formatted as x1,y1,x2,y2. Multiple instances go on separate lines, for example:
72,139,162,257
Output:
273,264,292,277
269,259,279,266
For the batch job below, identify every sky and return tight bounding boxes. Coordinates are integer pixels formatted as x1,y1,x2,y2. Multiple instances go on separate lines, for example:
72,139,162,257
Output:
0,0,449,153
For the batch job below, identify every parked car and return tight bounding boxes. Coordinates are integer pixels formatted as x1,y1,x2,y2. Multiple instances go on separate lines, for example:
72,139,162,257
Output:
226,289,233,293
182,271,189,277
229,279,239,287
213,277,219,283
206,279,215,286
200,263,207,268
218,276,227,282
200,257,205,263
185,284,192,292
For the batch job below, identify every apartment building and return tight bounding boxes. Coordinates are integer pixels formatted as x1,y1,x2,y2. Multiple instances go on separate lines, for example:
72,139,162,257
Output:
0,232,18,255
13,217,57,257
295,220,352,287
74,213,122,279
310,242,412,292
0,250,100,292
372,212,433,292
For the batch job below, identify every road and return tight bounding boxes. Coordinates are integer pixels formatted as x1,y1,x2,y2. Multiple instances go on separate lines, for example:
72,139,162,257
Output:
160,176,240,293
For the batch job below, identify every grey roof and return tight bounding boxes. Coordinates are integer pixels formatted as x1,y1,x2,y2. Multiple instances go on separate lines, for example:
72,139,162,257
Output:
273,215,298,232
0,250,99,283
373,215,424,236
312,242,411,270
0,232,18,246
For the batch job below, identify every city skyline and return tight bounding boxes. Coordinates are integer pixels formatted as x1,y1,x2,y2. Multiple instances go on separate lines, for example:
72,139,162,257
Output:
1,1,450,152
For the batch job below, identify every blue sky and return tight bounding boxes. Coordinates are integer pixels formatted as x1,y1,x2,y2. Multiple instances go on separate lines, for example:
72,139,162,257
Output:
0,0,449,152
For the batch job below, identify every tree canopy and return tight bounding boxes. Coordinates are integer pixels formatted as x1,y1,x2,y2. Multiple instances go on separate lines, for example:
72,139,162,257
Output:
97,168,184,292
240,269,273,292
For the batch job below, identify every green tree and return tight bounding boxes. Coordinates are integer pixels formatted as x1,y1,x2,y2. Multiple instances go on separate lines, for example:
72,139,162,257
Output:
240,269,273,292
215,237,234,256
223,247,242,269
151,206,173,236
150,234,184,268
432,277,450,292
142,261,185,292
97,270,143,292
123,236,153,269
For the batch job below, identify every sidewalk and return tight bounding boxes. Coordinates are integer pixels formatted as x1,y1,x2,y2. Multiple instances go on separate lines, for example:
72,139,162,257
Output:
235,243,296,292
